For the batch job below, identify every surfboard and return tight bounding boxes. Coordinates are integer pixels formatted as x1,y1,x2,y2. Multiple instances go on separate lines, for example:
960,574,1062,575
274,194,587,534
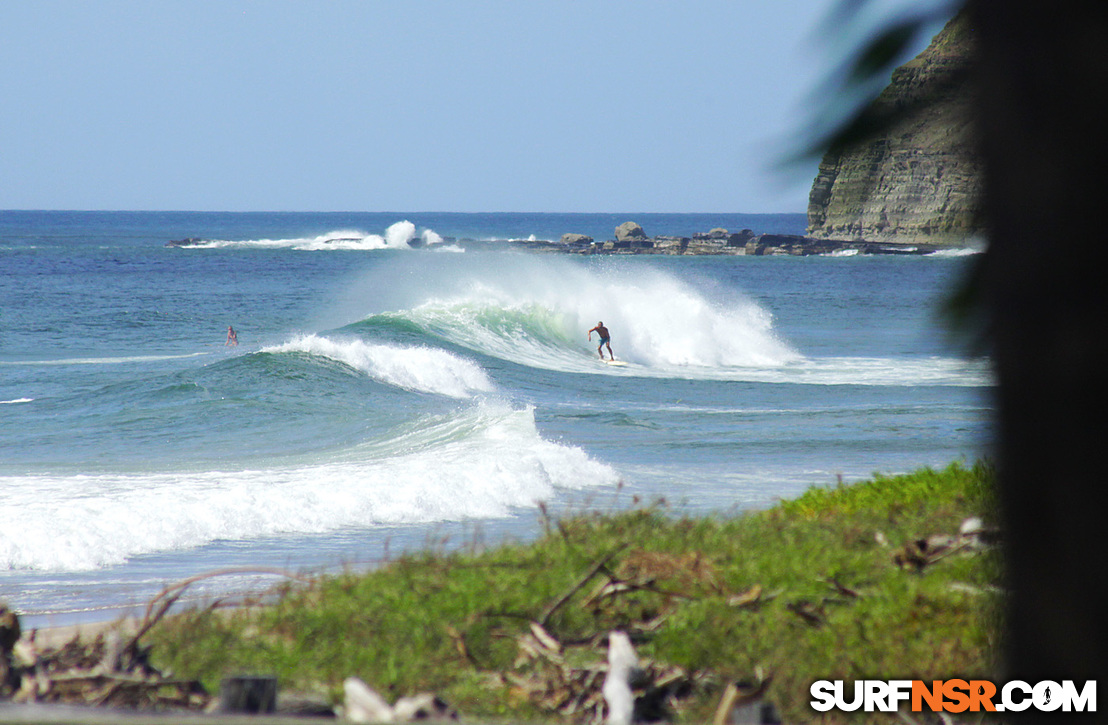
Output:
604,359,629,367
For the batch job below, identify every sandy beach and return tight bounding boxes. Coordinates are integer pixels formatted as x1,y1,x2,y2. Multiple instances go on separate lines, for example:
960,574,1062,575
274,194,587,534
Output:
18,616,140,652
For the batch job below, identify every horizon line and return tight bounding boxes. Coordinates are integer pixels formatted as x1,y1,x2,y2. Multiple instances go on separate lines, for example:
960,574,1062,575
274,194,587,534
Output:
0,208,808,216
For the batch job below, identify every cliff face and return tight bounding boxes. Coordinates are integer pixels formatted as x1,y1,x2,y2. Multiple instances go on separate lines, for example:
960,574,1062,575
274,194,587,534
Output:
806,14,982,245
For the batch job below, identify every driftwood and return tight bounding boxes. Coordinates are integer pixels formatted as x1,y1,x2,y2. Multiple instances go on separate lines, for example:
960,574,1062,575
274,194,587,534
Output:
4,625,209,710
492,547,787,723
343,676,458,722
502,550,720,724
0,567,309,712
892,517,998,572
129,566,314,650
7,543,895,721
507,622,703,724
539,545,627,627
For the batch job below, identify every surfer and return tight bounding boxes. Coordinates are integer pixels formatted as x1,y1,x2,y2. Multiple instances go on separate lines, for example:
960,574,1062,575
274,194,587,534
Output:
226,325,238,346
588,321,613,360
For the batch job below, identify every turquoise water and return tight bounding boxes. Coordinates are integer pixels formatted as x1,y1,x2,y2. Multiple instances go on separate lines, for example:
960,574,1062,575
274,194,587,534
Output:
0,211,992,625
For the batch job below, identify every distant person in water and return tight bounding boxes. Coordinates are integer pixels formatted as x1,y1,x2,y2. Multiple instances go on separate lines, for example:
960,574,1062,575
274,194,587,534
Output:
588,321,613,360
226,325,238,346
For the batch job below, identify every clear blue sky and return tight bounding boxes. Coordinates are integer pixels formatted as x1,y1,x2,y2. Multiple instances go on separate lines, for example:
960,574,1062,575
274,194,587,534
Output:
1,1,947,213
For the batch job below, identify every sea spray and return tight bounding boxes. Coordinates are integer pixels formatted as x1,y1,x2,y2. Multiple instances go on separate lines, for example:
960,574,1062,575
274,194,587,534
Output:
347,253,802,375
384,220,417,248
574,269,801,368
341,255,991,385
172,220,439,251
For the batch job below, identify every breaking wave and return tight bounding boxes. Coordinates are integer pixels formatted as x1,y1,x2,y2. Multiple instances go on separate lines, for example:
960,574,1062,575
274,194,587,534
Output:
261,334,493,399
179,221,447,251
0,404,618,571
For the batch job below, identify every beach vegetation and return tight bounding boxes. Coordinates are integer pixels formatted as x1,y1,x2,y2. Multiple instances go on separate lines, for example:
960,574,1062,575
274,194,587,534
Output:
146,459,1001,723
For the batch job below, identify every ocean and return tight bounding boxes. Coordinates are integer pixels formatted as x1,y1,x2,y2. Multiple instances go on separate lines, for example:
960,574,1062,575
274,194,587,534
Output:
0,211,992,628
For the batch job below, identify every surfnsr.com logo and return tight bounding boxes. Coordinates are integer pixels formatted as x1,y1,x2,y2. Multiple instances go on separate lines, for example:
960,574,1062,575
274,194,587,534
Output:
810,679,1096,713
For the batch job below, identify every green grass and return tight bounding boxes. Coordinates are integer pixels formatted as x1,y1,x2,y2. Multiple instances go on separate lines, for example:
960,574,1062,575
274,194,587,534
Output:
146,460,1002,723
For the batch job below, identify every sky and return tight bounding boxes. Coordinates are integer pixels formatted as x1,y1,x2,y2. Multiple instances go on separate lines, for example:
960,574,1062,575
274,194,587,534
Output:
1,1,949,213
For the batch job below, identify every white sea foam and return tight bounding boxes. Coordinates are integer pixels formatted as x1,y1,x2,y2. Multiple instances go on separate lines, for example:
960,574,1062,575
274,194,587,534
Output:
710,355,994,386
348,256,992,386
0,353,209,366
374,256,801,375
384,220,416,248
543,355,989,386
263,334,493,398
928,246,984,257
0,398,34,405
182,221,444,251
599,272,800,369
928,235,987,257
0,405,618,572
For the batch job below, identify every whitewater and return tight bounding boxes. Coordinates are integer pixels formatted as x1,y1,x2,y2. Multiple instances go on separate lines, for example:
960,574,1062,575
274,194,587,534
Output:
0,211,992,625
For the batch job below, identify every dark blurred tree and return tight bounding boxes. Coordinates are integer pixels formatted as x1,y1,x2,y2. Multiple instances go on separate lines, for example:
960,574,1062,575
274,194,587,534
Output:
810,0,1108,702
971,0,1108,696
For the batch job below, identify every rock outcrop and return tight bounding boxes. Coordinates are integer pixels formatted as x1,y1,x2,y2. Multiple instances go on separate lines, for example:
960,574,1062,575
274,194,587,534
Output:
547,222,945,256
806,12,983,245
614,222,648,242
559,233,594,246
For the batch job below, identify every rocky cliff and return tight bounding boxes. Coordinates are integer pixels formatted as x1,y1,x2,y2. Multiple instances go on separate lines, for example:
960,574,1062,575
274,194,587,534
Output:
806,13,982,245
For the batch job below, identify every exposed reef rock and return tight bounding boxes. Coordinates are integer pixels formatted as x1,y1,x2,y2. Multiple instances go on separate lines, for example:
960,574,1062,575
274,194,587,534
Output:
540,222,947,256
806,12,983,246
167,221,961,258
614,222,648,242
